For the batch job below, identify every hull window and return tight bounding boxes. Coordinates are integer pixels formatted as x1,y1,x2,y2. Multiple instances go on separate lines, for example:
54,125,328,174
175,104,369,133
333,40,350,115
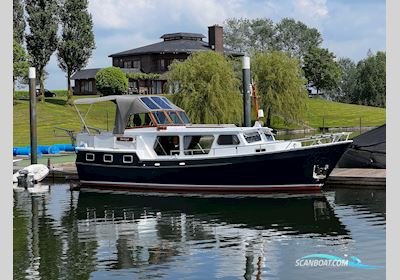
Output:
154,136,180,156
123,155,134,163
217,135,240,145
184,135,214,155
103,154,113,163
86,153,95,162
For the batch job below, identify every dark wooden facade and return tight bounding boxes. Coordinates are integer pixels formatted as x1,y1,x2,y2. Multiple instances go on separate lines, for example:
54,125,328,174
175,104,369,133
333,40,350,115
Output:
72,25,240,95
73,79,98,95
112,53,188,74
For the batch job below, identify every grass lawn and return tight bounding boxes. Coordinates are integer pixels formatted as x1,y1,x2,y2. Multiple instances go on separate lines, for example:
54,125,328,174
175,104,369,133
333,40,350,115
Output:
270,98,386,129
13,95,116,147
13,95,386,146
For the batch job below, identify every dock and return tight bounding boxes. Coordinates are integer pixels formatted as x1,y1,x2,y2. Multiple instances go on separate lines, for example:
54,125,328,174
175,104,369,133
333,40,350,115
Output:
325,168,385,189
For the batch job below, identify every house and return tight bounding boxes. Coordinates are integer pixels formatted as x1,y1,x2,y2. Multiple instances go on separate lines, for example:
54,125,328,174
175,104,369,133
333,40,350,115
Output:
71,25,242,95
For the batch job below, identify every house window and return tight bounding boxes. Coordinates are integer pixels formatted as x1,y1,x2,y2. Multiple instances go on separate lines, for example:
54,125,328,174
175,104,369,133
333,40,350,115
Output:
152,81,163,94
133,60,141,69
183,135,214,155
217,135,240,145
123,155,134,163
154,136,180,156
103,154,113,163
123,61,132,68
86,153,95,161
159,59,165,71
80,80,92,94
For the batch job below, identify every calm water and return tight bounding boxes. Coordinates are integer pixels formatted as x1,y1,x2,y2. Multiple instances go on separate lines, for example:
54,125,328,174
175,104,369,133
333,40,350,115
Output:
13,183,385,280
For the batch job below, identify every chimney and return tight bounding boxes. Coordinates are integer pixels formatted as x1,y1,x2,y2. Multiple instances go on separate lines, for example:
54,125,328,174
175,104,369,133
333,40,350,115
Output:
208,25,224,54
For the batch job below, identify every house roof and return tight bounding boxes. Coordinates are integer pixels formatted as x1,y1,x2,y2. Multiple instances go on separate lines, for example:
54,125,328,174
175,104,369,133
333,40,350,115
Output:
71,68,101,80
160,32,205,40
71,68,141,80
109,38,243,57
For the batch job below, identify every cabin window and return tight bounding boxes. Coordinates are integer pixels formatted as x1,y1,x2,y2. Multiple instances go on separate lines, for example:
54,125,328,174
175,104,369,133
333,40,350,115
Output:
123,155,134,163
153,111,170,125
141,97,160,109
86,153,95,161
264,132,274,141
244,132,262,143
151,96,171,109
217,135,240,145
126,113,153,128
168,111,183,124
103,154,113,163
183,135,214,155
154,136,180,156
178,111,191,124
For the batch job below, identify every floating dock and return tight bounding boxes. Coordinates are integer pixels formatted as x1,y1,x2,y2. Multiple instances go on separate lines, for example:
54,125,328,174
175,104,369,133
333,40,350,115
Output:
325,168,385,189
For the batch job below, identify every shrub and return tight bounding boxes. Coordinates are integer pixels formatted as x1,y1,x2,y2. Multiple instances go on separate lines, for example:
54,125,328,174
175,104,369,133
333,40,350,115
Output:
95,67,128,95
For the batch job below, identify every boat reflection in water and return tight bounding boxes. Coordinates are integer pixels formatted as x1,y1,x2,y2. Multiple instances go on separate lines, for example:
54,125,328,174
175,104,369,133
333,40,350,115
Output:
14,185,385,280
75,190,350,277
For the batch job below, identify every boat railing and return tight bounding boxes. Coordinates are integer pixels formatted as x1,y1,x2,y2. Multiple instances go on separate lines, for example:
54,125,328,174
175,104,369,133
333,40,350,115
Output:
283,132,352,149
168,132,351,157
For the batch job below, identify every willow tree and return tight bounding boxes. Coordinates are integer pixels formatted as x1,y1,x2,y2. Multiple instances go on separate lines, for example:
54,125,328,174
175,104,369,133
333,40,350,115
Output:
26,0,58,102
57,0,95,105
252,51,308,127
166,51,242,124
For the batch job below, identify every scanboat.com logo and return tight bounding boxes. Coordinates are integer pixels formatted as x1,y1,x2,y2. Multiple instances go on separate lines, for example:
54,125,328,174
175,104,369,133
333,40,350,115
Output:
295,254,383,269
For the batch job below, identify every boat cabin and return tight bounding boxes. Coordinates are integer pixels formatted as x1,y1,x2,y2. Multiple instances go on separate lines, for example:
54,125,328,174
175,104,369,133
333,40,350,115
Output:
74,95,283,161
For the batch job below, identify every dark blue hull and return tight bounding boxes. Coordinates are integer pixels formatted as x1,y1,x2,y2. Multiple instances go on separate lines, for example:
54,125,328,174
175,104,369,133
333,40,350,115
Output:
75,142,351,192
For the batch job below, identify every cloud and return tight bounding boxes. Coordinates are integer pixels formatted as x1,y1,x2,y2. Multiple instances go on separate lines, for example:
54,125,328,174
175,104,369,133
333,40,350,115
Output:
294,0,328,18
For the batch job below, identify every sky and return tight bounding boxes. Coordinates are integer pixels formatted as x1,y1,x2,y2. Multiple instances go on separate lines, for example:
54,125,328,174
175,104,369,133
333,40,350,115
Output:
37,0,386,90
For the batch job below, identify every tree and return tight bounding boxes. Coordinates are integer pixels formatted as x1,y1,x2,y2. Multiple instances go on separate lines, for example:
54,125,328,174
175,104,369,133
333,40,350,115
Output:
26,0,58,102
335,57,358,102
252,51,308,127
13,39,30,95
13,0,25,43
275,18,322,59
223,18,253,53
95,67,128,96
57,0,95,105
166,51,242,124
303,47,341,95
353,51,386,107
223,17,322,59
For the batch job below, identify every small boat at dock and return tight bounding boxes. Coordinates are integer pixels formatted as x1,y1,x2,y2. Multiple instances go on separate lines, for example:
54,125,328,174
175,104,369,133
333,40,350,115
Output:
73,95,352,193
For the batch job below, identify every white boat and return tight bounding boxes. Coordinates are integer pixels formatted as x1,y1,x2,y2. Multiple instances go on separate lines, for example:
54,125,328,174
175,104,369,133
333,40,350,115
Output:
73,95,352,193
13,164,49,183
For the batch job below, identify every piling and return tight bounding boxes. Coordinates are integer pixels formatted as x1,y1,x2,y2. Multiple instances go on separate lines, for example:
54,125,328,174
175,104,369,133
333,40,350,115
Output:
29,67,37,164
242,56,251,127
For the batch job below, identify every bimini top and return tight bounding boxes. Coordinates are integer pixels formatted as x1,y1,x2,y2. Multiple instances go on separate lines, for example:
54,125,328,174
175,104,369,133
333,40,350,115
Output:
74,95,187,134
